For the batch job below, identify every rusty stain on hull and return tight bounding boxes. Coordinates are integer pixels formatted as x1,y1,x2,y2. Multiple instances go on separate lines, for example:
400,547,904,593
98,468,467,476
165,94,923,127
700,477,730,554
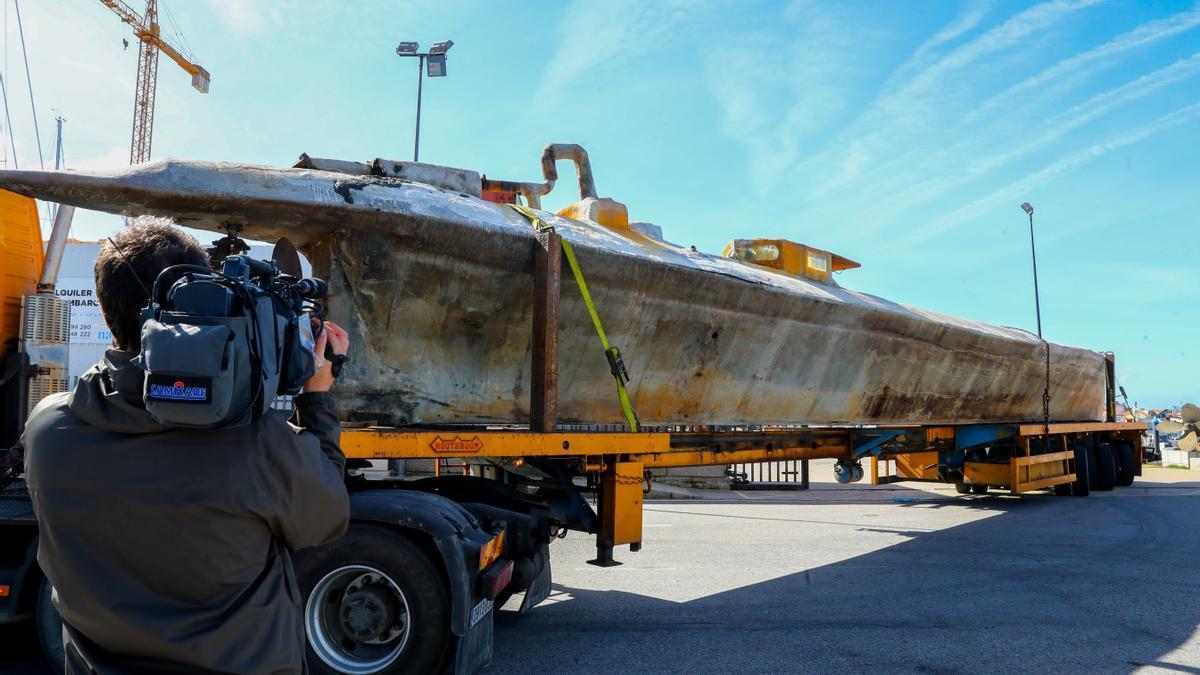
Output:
0,156,1109,427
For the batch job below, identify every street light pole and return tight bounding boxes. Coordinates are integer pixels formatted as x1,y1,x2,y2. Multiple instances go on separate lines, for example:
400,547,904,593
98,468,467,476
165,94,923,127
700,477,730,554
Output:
1020,202,1042,338
395,40,453,164
1021,201,1051,433
413,54,424,162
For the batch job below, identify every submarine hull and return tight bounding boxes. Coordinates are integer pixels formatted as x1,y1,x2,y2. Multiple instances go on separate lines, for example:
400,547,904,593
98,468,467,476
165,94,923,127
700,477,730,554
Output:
0,160,1108,426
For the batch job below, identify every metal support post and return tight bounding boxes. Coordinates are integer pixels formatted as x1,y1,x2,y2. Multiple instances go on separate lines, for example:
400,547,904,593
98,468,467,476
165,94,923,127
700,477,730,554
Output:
531,231,561,432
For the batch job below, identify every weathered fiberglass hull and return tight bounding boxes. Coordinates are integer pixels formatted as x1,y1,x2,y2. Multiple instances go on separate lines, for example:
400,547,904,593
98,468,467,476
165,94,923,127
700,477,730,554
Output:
0,159,1109,426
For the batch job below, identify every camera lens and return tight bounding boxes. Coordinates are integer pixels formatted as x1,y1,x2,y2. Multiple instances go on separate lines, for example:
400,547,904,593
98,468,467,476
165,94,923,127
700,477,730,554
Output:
294,278,327,299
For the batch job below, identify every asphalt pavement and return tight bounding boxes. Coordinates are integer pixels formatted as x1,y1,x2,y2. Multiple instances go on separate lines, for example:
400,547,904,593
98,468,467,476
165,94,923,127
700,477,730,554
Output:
492,463,1200,673
5,462,1200,673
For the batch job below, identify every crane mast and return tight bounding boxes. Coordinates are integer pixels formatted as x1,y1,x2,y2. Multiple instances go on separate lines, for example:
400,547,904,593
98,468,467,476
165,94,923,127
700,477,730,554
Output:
99,0,210,164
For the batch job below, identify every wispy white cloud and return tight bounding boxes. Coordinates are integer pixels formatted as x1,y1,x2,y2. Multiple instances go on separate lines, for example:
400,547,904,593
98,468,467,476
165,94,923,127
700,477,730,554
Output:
202,0,273,36
885,0,994,88
925,0,994,50
839,7,1200,205
810,0,1106,195
860,52,1200,222
892,100,1200,247
68,145,127,172
966,4,1200,123
703,1,868,189
892,0,1105,99
536,0,700,98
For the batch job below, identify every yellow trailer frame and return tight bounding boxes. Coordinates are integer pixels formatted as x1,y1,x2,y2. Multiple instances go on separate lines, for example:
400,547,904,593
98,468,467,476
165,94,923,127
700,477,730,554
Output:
341,419,1144,564
869,422,1146,493
342,425,856,564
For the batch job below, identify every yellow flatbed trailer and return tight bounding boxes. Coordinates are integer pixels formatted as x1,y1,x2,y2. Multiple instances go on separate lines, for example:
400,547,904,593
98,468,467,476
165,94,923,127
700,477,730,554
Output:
341,417,1146,567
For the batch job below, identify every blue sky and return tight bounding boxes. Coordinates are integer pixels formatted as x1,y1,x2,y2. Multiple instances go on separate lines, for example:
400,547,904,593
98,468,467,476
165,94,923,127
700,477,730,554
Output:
8,0,1198,407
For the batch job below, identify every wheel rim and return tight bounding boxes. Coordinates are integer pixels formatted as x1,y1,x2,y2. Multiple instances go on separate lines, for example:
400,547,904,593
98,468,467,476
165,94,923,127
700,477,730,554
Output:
306,564,411,674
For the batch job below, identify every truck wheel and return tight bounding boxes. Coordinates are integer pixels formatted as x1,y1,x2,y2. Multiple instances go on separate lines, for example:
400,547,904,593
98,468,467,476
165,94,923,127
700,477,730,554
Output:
1053,482,1072,496
1114,443,1136,487
954,483,971,495
1094,444,1117,491
1071,445,1090,497
1086,446,1100,491
36,578,66,675
297,524,450,675
970,484,988,495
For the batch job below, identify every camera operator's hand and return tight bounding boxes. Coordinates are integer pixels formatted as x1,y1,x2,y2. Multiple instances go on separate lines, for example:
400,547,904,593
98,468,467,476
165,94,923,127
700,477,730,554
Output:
304,321,350,393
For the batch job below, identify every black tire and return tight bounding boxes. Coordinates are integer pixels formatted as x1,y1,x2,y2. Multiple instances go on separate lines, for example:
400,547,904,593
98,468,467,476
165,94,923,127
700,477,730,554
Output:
954,483,971,494
1071,444,1090,497
1086,446,1100,491
1115,443,1136,487
295,524,451,675
1094,443,1117,491
1053,483,1073,496
36,578,66,675
970,484,988,495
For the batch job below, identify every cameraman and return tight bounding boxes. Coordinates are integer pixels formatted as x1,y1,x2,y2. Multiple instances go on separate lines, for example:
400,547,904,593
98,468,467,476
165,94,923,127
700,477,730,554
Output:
21,219,351,674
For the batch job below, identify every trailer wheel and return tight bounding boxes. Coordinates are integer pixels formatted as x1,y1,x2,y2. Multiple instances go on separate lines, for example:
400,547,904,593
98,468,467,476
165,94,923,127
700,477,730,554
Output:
970,484,988,495
36,578,65,675
1114,443,1136,487
297,524,450,675
954,483,971,494
1052,483,1072,496
1094,443,1117,491
1086,446,1100,491
1071,445,1090,497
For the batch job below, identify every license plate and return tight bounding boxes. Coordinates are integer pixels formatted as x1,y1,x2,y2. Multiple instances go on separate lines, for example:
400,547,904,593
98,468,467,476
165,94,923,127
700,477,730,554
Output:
469,597,493,629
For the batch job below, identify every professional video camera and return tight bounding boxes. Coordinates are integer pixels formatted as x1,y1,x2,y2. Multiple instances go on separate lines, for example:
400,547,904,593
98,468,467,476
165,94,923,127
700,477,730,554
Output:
135,253,329,428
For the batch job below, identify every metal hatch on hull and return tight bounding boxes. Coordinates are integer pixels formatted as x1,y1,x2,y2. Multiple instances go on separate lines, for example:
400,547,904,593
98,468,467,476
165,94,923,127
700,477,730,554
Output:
723,239,860,286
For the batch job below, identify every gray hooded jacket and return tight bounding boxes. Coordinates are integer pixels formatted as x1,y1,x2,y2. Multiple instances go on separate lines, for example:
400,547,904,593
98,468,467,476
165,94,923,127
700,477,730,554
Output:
21,349,349,674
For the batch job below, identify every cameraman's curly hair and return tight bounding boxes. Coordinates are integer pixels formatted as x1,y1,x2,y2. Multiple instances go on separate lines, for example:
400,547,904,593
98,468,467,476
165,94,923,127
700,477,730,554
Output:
95,218,210,352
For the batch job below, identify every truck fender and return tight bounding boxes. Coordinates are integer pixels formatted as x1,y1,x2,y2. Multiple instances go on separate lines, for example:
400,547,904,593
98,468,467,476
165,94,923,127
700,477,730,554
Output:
348,489,492,637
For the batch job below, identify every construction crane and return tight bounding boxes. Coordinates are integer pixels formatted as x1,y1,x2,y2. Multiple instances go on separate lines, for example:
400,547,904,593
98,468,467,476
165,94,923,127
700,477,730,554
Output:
98,0,210,164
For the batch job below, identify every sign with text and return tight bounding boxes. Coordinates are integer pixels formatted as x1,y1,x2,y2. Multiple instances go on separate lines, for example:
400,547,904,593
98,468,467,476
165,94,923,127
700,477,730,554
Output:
55,277,110,344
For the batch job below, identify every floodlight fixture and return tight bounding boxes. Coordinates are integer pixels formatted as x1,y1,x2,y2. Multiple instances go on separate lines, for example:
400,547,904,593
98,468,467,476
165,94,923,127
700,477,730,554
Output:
1020,202,1034,215
427,54,447,77
396,41,419,55
430,40,454,55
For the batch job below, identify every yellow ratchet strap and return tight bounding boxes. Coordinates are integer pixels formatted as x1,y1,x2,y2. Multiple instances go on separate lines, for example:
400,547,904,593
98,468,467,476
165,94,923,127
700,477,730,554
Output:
509,204,641,432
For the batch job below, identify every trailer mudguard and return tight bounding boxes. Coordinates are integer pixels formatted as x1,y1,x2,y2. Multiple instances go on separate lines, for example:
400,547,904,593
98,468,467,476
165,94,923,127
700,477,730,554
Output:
348,489,493,638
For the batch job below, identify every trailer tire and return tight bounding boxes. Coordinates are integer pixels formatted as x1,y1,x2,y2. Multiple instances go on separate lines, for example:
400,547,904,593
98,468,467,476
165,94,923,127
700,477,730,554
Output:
297,524,450,675
1053,483,1072,496
970,484,988,495
1086,446,1100,491
36,578,65,675
1115,443,1136,487
1071,445,1090,497
1094,443,1117,491
954,483,971,494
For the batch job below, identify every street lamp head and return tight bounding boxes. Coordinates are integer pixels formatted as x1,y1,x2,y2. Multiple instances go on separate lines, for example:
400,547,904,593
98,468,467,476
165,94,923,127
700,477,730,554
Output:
396,41,419,55
1020,202,1034,215
429,40,454,55
426,54,447,77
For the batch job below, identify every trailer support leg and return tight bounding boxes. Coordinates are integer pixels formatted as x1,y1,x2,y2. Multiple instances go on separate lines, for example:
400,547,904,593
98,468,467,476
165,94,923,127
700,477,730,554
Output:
588,459,644,567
